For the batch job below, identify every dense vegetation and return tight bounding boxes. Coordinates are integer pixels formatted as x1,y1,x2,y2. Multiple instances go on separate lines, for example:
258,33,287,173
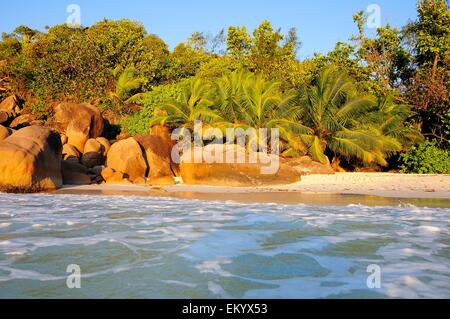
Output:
0,0,448,172
399,140,450,173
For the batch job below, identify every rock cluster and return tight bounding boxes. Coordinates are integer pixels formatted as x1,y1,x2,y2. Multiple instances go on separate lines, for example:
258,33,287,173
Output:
0,97,334,193
0,126,62,192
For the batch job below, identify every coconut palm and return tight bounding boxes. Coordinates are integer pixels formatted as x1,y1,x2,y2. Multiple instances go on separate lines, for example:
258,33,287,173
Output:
296,66,402,166
360,94,424,150
108,66,145,115
214,70,311,152
214,69,252,124
148,77,221,133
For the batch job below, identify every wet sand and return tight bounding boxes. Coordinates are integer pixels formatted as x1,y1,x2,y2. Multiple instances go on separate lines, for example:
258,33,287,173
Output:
54,173,450,207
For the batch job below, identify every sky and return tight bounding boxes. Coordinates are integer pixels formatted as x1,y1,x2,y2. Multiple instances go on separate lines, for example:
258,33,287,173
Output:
0,0,418,59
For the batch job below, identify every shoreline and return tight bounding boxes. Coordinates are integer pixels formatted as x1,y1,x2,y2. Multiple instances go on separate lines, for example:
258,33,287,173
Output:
52,173,450,207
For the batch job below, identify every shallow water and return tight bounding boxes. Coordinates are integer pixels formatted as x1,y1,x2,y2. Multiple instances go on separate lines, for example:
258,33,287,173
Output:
0,193,448,299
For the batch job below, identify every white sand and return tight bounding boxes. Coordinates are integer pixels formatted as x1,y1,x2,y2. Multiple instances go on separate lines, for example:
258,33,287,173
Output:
58,173,450,200
279,173,450,199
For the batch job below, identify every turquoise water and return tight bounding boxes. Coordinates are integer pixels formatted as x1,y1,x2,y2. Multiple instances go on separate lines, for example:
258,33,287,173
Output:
0,193,448,299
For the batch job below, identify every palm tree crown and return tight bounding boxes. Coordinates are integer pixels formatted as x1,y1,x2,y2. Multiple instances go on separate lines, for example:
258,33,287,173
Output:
296,66,404,165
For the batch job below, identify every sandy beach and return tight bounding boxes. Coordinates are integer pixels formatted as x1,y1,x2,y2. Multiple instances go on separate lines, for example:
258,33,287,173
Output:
55,173,450,207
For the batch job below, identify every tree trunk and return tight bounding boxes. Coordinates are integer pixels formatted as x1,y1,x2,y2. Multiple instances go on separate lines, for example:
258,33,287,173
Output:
431,52,439,80
331,157,346,173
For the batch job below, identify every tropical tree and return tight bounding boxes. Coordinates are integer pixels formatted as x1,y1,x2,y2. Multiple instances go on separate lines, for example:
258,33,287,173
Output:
404,0,450,143
107,66,145,115
214,69,311,152
226,21,302,87
148,77,220,133
296,66,403,166
360,95,424,150
214,69,253,124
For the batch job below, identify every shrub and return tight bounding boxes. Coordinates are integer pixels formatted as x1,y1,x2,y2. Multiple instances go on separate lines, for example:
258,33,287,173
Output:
29,100,50,120
399,140,450,174
120,79,186,135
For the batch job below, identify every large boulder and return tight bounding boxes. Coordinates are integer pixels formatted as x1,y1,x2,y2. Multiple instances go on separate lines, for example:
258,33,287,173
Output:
135,135,174,184
81,139,105,168
54,103,104,152
9,114,41,130
0,111,8,124
106,138,147,183
150,125,172,143
62,144,81,162
84,138,103,153
0,125,12,142
0,126,62,192
101,167,131,185
150,125,179,176
89,165,105,177
0,95,22,125
283,156,335,175
180,144,301,187
95,137,111,156
60,134,68,145
61,160,91,185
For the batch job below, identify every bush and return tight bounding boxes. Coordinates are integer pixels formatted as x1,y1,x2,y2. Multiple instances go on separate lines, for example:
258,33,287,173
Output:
3,20,173,105
399,140,450,174
120,113,151,136
120,80,186,135
29,100,50,120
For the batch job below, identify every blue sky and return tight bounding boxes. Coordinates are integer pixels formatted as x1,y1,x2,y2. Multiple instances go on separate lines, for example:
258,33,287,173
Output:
0,0,418,59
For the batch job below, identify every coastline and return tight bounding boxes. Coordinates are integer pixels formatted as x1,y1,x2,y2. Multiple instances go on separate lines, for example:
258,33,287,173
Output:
53,173,450,207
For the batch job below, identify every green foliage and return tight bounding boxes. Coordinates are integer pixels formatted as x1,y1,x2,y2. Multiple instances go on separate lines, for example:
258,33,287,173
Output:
311,19,414,96
414,0,450,68
112,66,144,101
142,68,420,167
107,66,145,115
120,113,151,136
1,19,172,104
295,66,404,166
164,42,212,82
196,57,235,80
147,77,219,130
309,43,375,93
404,0,449,139
213,69,308,151
226,21,301,87
360,95,424,149
399,140,450,174
29,100,50,120
227,26,252,60
120,80,186,135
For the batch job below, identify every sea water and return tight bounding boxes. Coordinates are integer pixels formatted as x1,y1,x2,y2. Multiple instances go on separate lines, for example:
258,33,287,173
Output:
0,193,448,298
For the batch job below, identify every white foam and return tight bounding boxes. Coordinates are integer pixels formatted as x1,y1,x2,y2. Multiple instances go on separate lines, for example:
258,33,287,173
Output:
418,226,441,233
6,251,24,256
195,260,232,277
162,280,197,288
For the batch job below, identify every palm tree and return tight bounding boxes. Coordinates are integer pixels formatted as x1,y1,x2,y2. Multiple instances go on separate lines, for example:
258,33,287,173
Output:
215,69,252,124
360,94,424,150
296,66,402,166
214,70,311,152
148,77,221,134
108,66,145,115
